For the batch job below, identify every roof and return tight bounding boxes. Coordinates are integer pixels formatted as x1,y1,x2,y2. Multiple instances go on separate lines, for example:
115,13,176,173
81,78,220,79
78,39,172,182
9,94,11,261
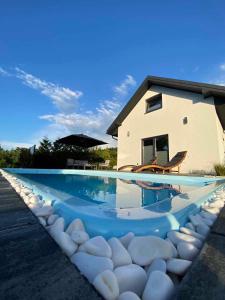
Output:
106,76,225,136
56,134,107,148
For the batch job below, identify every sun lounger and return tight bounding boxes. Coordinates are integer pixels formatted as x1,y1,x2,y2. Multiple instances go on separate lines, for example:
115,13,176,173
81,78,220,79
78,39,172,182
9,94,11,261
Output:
132,151,187,173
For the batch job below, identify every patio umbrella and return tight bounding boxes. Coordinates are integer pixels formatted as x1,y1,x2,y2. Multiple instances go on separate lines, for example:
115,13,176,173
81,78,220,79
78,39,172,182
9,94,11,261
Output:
56,134,107,148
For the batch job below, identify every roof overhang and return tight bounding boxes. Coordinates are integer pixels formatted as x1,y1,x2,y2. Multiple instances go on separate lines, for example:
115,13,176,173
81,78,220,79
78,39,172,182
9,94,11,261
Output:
106,76,225,136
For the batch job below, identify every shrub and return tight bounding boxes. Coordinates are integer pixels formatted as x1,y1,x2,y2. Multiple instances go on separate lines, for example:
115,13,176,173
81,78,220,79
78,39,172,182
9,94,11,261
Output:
214,164,225,176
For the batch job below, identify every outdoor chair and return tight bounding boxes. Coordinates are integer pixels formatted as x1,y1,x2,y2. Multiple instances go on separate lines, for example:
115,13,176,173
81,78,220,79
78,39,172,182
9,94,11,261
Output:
132,151,187,173
99,160,110,169
73,160,97,170
66,159,97,169
66,158,75,168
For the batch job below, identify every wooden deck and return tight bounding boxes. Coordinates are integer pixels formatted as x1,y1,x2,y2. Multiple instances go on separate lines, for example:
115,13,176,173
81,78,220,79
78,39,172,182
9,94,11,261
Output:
0,175,101,300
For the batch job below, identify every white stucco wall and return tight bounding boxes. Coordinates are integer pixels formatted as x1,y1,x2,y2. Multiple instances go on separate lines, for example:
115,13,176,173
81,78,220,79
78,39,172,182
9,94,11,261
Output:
117,86,225,173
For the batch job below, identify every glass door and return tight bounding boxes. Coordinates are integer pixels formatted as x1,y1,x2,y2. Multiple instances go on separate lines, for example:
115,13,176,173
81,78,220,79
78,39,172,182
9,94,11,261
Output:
142,135,169,165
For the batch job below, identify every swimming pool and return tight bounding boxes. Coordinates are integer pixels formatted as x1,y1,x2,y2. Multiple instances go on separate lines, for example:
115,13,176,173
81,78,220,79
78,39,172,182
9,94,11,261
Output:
5,168,225,238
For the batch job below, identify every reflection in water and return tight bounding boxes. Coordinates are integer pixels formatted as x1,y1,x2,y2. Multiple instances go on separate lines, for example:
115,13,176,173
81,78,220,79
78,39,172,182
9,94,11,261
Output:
16,174,195,214
117,179,182,212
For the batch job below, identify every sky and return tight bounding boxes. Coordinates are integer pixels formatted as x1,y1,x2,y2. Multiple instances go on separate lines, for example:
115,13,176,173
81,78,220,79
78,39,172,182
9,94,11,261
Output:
1,0,225,149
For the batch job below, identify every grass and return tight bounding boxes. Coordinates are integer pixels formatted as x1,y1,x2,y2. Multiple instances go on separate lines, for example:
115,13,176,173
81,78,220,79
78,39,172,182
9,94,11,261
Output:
214,164,225,176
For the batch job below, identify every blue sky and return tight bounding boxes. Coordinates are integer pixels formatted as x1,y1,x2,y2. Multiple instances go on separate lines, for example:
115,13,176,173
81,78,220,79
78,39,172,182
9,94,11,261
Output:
1,0,225,148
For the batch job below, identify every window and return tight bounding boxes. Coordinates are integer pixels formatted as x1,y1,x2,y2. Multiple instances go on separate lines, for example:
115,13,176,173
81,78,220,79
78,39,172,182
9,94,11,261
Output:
146,94,162,113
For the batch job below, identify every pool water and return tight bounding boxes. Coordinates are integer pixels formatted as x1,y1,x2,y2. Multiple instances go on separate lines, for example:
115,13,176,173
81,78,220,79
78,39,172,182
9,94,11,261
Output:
7,169,225,238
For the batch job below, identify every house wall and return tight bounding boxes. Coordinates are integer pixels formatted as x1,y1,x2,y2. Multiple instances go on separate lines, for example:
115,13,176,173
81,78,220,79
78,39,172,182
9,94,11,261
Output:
117,86,225,173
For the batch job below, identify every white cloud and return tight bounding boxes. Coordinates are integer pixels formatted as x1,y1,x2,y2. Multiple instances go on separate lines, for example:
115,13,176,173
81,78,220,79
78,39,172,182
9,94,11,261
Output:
0,140,33,150
0,69,136,147
220,63,225,71
213,80,225,86
113,75,136,96
0,66,83,112
0,67,10,76
39,99,121,145
14,68,83,112
39,75,136,146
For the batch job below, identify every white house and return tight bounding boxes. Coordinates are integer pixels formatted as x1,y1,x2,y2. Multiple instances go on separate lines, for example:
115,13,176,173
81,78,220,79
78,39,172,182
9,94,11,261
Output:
107,76,225,174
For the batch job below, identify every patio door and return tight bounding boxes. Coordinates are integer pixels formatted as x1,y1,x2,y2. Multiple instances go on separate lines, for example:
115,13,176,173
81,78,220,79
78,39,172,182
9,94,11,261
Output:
142,134,169,165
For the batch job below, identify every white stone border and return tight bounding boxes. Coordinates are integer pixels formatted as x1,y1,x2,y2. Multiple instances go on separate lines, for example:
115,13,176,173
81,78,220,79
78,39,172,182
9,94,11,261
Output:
1,169,225,300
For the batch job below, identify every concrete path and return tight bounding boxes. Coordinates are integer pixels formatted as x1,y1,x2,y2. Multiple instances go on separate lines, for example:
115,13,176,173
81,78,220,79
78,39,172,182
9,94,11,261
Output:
0,175,102,300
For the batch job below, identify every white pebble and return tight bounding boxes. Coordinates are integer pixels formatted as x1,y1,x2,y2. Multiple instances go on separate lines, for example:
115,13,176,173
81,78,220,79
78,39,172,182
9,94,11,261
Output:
48,217,65,237
128,236,173,266
209,200,224,208
66,218,85,235
196,223,210,237
167,231,202,249
142,270,174,300
47,214,59,225
108,237,132,267
34,205,54,217
146,258,166,278
201,217,213,227
119,232,135,249
53,231,78,257
118,291,140,300
79,236,112,258
38,216,46,227
71,252,113,283
114,264,147,296
167,258,192,276
177,242,199,261
179,227,205,241
93,270,119,300
165,238,178,258
185,222,195,231
189,214,205,227
203,206,220,215
29,195,41,204
71,230,89,244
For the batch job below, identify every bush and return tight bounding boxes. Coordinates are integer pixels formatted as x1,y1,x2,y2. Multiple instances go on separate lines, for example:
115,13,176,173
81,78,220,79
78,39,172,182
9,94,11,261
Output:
214,164,225,176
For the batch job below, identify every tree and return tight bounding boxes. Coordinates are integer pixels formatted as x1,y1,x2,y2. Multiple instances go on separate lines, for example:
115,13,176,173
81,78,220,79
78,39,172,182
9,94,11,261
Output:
38,137,52,153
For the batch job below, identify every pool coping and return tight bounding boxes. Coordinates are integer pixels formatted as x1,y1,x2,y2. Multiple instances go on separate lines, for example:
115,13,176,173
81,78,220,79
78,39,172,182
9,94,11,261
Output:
5,168,225,185
0,174,102,300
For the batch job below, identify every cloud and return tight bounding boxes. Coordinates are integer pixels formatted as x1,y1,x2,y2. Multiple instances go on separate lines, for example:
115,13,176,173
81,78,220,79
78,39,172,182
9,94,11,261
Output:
209,62,225,87
0,68,136,147
14,68,83,112
0,140,32,150
39,100,122,144
0,67,10,76
113,75,136,96
0,66,83,112
219,63,225,71
213,80,225,86
39,75,136,146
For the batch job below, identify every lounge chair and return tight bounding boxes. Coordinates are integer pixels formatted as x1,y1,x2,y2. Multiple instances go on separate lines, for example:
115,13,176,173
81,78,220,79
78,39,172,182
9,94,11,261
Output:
132,151,187,173
118,157,157,172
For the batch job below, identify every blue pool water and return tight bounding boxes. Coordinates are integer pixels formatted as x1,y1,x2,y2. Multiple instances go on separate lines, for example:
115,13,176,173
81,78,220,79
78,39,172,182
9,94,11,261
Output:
6,168,225,238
